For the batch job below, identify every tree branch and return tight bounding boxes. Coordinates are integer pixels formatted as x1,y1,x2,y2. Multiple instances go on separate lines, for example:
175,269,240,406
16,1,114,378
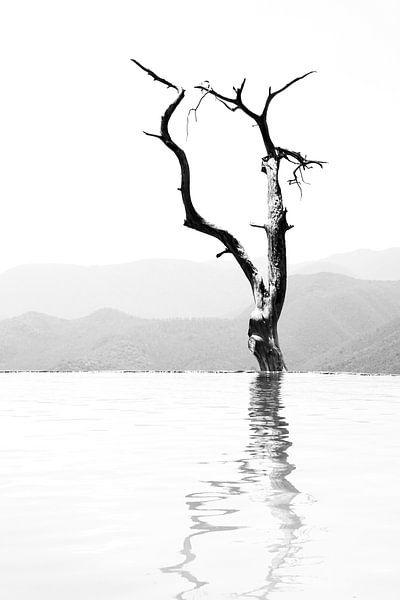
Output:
216,249,231,258
194,81,259,121
143,130,162,139
132,60,262,293
250,222,266,229
276,146,325,197
195,80,275,156
130,58,179,92
262,71,316,117
186,89,210,139
195,71,318,160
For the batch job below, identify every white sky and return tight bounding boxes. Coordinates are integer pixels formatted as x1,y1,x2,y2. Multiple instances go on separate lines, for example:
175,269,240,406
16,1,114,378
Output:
0,0,399,272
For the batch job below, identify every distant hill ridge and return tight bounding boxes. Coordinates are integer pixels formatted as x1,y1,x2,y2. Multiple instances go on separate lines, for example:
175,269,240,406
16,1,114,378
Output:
0,273,399,374
291,247,400,280
0,247,399,320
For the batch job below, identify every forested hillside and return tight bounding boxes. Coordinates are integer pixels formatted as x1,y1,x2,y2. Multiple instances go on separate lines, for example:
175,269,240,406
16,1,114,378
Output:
0,273,399,373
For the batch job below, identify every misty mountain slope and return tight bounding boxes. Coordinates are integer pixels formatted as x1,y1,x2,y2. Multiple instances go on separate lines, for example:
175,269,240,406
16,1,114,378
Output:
290,247,400,280
0,309,148,370
63,314,252,371
251,273,400,370
289,260,356,277
68,312,252,371
0,312,71,370
0,260,250,319
56,337,153,371
307,316,400,374
0,247,400,320
0,273,399,372
0,308,255,371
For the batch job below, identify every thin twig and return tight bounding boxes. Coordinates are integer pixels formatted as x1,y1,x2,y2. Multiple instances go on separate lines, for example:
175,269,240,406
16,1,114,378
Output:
186,89,210,139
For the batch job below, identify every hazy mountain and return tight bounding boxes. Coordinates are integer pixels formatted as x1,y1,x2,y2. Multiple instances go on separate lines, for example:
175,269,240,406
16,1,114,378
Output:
0,309,253,371
0,247,399,320
290,247,400,280
289,260,356,277
0,260,249,319
0,273,399,373
278,273,400,370
306,315,400,374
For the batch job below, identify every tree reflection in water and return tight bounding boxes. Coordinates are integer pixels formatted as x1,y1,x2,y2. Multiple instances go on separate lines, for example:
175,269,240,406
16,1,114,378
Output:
162,373,303,599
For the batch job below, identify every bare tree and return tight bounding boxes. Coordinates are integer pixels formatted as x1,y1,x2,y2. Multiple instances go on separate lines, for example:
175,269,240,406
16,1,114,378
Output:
132,59,324,371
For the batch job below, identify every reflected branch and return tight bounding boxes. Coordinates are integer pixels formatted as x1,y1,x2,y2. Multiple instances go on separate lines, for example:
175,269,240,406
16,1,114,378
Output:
161,489,242,599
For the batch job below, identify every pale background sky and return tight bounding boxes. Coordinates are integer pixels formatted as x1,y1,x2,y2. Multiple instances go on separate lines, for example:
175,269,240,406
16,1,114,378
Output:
0,0,399,273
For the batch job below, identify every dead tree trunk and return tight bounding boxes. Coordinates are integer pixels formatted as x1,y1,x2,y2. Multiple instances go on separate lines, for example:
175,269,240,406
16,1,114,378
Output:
132,60,324,371
248,156,290,371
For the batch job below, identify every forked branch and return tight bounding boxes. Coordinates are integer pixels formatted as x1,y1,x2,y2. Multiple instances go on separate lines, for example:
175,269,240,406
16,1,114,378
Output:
195,79,259,121
195,71,324,187
261,71,316,117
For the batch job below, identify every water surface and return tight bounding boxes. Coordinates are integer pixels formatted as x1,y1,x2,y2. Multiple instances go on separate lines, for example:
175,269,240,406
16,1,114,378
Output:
0,372,399,599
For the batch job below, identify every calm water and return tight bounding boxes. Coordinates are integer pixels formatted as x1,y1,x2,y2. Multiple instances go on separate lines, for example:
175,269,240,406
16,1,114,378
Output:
0,372,399,599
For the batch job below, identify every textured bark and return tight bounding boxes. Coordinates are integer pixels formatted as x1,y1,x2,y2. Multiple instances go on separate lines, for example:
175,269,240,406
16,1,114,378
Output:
248,156,290,371
133,60,323,372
